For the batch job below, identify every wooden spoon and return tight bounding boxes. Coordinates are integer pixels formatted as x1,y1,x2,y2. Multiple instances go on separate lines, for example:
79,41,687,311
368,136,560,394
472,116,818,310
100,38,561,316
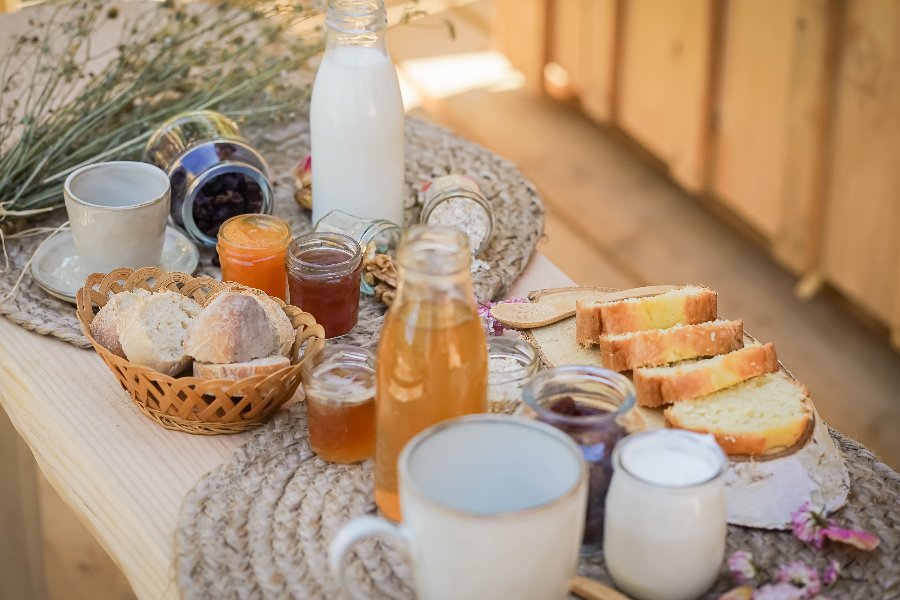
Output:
490,285,679,329
570,576,633,600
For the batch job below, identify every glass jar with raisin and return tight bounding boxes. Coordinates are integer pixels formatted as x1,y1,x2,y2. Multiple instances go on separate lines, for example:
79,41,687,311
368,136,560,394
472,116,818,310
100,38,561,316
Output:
145,110,274,247
522,365,635,556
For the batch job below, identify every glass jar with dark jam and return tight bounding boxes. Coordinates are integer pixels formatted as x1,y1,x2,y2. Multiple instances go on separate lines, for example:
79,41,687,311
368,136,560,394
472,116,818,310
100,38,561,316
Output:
286,232,363,338
523,365,635,556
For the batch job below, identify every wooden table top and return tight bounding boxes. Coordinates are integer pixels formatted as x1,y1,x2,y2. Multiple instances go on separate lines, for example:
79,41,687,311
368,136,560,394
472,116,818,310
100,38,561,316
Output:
0,252,573,600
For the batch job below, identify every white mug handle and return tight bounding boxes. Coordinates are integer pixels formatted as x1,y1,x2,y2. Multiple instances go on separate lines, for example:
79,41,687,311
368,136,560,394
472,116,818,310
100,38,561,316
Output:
329,516,412,600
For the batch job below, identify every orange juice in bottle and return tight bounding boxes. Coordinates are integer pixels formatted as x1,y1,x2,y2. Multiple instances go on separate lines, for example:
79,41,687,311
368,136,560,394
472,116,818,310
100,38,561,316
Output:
375,226,488,521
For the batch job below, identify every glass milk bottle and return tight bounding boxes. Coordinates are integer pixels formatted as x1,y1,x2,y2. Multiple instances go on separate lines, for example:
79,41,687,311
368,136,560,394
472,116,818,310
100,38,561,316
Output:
310,0,405,227
375,226,488,521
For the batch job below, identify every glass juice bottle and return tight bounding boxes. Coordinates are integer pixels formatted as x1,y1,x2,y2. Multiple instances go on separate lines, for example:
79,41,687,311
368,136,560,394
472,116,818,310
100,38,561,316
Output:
309,0,404,226
375,226,488,521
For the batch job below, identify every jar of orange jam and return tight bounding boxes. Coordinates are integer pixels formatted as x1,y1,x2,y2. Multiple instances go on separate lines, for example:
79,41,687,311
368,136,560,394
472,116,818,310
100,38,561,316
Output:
286,232,362,338
302,344,376,464
217,214,292,300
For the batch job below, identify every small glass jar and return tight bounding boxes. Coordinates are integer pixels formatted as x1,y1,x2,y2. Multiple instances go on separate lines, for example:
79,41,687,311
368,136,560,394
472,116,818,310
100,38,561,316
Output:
523,365,635,555
217,214,291,301
302,344,376,464
145,110,275,247
314,210,402,294
605,430,727,600
286,232,363,339
487,337,539,415
419,175,494,255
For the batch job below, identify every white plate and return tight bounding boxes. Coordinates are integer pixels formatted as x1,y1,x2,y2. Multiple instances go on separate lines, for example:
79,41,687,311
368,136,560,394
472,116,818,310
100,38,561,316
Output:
31,226,200,303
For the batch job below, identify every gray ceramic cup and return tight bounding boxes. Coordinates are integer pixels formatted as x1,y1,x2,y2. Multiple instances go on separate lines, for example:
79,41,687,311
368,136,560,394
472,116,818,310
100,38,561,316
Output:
64,161,171,273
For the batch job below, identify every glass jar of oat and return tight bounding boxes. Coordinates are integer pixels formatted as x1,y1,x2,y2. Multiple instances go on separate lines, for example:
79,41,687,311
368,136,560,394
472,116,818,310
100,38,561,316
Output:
487,337,539,414
419,174,494,255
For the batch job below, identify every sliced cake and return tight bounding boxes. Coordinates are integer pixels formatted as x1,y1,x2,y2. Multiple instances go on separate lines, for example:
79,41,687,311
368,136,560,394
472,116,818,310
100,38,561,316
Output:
634,343,779,407
598,319,743,372
576,285,717,346
664,374,813,455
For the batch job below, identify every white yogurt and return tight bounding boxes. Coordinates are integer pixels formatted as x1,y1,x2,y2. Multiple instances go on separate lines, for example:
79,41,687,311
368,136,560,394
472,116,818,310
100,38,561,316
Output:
604,430,727,600
310,45,405,226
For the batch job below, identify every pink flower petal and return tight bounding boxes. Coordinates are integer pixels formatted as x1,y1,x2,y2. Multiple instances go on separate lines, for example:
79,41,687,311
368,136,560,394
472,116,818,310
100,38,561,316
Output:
789,502,836,548
719,587,753,600
776,561,820,598
753,582,805,600
823,527,881,551
728,551,758,586
822,559,840,586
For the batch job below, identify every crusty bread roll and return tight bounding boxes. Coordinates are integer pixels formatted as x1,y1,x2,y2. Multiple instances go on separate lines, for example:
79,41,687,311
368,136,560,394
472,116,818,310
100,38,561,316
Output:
205,288,296,357
576,285,717,346
598,319,743,372
118,291,201,376
634,343,779,407
664,374,813,455
184,292,274,364
193,354,290,380
89,289,149,358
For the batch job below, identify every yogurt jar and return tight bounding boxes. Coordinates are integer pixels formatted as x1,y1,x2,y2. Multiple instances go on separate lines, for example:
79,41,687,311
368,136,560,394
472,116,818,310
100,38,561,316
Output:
604,429,728,600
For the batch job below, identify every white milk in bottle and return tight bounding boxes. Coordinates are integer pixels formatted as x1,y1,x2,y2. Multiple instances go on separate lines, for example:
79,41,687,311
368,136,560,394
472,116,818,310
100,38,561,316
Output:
310,0,404,227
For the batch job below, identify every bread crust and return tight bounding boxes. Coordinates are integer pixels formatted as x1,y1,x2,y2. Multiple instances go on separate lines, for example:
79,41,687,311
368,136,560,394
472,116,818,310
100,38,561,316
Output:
599,320,743,372
193,355,290,380
664,392,813,456
575,286,717,345
635,343,779,407
184,292,275,364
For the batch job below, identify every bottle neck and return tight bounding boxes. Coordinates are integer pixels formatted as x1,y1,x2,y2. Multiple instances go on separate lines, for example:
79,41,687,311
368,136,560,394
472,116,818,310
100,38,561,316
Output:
393,268,476,308
324,0,388,55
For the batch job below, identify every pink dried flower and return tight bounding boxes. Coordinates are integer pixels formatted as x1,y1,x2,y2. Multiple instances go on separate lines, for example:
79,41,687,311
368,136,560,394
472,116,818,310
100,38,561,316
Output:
791,502,835,548
776,561,820,598
790,501,881,551
476,297,527,337
728,551,758,586
822,559,840,586
822,526,880,551
753,582,804,600
718,587,753,600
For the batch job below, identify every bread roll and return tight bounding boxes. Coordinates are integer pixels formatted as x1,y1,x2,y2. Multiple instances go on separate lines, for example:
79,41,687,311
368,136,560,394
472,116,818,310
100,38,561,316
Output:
184,292,274,364
118,291,201,376
205,288,296,357
193,354,290,380
89,289,149,358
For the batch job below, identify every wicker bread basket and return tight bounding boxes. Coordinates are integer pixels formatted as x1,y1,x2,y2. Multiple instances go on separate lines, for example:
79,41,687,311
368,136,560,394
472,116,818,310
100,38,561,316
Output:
76,267,326,435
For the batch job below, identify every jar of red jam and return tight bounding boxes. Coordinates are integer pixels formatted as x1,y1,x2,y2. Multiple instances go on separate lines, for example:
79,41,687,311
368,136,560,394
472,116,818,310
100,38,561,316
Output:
286,232,362,338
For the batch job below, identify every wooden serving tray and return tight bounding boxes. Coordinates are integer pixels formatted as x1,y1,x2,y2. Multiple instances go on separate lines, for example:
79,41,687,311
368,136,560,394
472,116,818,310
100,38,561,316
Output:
516,286,850,529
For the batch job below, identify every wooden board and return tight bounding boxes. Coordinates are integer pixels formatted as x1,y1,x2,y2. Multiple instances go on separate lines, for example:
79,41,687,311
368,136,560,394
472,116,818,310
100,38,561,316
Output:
615,0,717,191
822,0,900,324
711,0,836,274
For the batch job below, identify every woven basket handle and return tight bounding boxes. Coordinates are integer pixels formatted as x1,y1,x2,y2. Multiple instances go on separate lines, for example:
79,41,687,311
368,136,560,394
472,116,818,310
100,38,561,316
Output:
329,516,411,600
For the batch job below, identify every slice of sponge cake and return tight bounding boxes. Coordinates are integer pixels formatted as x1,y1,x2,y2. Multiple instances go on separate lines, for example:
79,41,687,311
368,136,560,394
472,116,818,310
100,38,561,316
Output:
598,319,743,372
634,343,779,407
576,285,717,346
664,374,813,456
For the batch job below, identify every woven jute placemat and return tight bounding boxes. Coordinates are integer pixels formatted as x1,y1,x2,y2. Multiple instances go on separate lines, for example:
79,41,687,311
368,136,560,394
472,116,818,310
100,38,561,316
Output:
176,401,900,600
0,116,544,348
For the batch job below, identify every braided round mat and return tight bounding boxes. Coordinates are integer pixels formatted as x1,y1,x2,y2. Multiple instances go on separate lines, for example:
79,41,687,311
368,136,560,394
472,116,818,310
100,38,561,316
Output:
0,116,543,349
177,400,900,600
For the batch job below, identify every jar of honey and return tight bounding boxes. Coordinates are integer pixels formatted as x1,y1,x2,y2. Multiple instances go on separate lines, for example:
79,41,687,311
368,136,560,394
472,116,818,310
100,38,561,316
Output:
314,210,402,294
302,344,376,464
217,214,292,300
286,232,363,338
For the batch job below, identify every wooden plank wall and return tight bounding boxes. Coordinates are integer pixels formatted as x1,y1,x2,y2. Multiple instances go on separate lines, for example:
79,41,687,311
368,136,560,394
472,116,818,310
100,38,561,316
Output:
495,0,900,350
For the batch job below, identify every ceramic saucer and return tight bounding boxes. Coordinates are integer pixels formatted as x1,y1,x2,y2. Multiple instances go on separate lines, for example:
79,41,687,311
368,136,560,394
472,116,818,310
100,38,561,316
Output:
31,226,200,303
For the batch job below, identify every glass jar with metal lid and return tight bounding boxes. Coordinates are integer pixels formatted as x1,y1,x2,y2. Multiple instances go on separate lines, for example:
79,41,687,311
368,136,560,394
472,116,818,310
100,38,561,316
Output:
145,110,275,247
418,174,494,255
487,337,540,415
314,210,402,294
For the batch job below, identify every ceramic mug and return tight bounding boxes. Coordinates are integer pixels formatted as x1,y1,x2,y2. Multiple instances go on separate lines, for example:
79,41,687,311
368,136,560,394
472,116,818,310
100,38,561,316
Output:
64,161,171,273
329,415,588,600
